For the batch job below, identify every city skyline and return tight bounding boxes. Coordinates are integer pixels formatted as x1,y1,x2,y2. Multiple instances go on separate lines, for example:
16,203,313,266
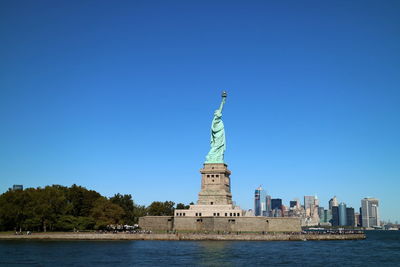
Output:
252,185,382,227
1,1,399,222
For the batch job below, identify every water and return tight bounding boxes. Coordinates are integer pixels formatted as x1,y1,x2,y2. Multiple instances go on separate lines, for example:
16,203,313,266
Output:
0,231,399,266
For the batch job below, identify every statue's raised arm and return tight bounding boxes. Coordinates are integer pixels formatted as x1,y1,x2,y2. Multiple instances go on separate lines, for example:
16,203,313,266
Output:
205,91,227,164
218,91,227,112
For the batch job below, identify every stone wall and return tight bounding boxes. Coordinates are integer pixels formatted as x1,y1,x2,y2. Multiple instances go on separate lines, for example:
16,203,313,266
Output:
139,216,301,232
138,216,173,231
0,232,366,241
174,217,301,232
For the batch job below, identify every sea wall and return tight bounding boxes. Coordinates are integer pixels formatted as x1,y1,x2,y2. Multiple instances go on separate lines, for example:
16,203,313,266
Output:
138,216,301,232
138,216,173,231
0,232,366,241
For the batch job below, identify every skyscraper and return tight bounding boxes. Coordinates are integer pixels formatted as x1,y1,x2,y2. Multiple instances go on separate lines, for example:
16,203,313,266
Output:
324,209,332,224
329,196,338,210
361,198,380,228
265,195,272,216
304,196,315,210
339,203,347,226
271,198,282,210
314,195,320,207
318,207,325,222
331,206,339,226
304,196,315,217
254,186,266,216
346,207,355,227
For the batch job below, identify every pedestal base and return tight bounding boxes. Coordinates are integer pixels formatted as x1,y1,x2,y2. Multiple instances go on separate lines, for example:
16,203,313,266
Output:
197,163,232,205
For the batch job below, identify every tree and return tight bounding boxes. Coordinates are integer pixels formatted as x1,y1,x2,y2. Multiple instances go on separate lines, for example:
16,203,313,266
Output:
110,193,135,225
0,184,152,231
33,186,69,232
176,203,190,209
147,201,175,216
0,189,31,231
90,197,125,229
66,184,101,217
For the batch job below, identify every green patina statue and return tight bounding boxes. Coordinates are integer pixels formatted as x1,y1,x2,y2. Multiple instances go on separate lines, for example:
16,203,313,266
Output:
205,91,227,163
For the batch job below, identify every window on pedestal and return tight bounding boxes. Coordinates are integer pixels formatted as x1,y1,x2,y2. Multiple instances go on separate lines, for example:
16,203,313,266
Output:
211,202,213,205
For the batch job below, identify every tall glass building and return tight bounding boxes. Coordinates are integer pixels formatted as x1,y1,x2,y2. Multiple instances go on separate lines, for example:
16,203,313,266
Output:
254,186,266,216
339,202,347,226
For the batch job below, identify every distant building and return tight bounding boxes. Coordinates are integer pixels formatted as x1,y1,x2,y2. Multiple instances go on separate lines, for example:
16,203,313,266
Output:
254,186,266,216
323,209,332,224
339,203,347,226
361,198,380,228
282,205,288,217
244,209,255,216
346,207,355,227
331,206,339,226
271,198,282,210
265,195,272,216
288,199,303,218
329,196,338,210
355,212,361,227
272,208,282,217
314,195,320,207
290,200,298,208
304,196,315,215
271,198,282,217
304,196,315,210
12,185,23,191
318,206,325,221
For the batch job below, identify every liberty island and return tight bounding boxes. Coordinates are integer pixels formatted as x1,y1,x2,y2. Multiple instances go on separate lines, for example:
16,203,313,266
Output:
0,91,365,241
138,92,328,235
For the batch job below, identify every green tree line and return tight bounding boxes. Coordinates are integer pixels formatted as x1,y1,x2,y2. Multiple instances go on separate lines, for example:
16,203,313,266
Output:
0,184,190,232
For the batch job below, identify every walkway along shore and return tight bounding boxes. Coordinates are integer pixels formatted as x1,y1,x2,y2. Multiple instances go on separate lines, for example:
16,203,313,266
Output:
0,232,366,241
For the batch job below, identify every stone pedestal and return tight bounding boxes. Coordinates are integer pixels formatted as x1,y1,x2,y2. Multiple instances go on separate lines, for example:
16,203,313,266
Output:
175,163,243,218
197,163,232,205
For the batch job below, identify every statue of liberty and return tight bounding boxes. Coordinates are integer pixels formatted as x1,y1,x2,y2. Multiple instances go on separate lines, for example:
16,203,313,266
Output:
205,91,227,163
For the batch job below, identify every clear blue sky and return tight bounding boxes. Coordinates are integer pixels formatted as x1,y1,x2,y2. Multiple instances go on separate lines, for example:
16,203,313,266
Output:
1,1,399,222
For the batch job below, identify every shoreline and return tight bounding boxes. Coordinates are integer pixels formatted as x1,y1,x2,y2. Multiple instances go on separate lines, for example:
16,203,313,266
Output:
0,232,366,241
